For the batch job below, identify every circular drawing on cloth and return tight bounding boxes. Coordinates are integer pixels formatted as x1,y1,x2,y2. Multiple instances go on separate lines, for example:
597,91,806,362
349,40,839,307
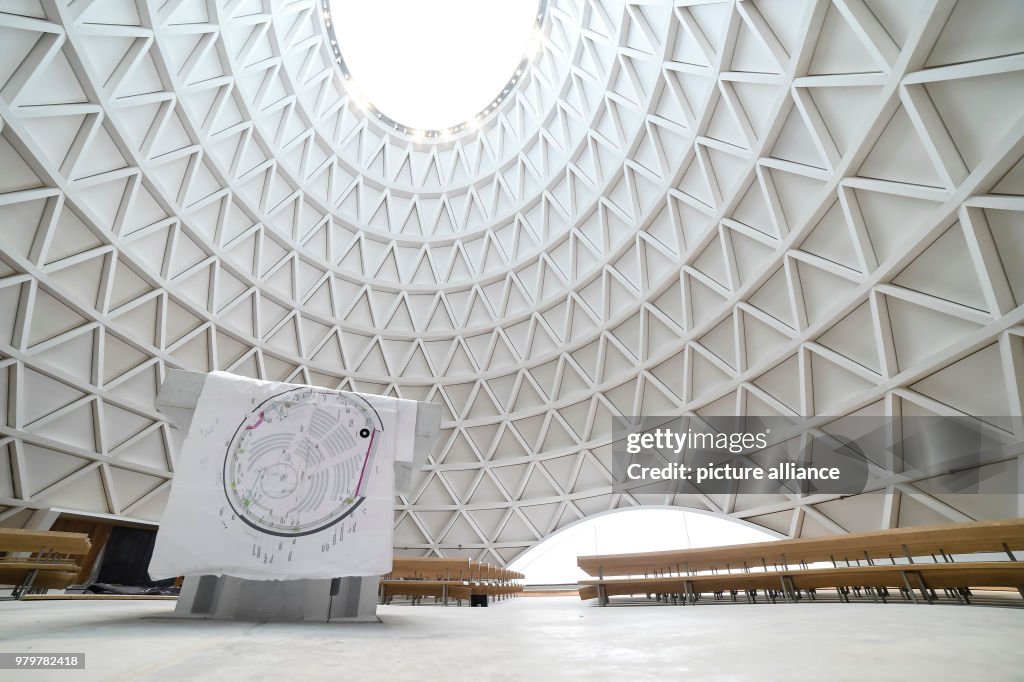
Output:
223,387,382,537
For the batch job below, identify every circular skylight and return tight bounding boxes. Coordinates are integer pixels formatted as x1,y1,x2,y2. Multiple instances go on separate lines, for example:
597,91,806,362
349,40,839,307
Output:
327,0,543,132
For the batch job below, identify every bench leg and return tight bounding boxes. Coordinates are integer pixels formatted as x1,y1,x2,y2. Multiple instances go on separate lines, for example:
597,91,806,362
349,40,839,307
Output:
785,577,799,602
12,570,39,600
910,572,933,604
900,571,919,604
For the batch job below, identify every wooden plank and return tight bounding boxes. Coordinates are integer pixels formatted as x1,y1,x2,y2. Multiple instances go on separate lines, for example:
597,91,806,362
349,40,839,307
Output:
379,580,472,601
0,560,80,572
0,528,92,556
20,594,178,601
386,557,472,579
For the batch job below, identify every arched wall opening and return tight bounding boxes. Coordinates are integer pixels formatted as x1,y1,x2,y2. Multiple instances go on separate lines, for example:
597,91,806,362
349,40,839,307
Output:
507,507,780,585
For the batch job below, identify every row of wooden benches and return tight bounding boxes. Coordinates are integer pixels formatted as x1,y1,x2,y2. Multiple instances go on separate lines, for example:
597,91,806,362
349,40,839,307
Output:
384,556,524,582
576,518,1024,606
380,557,525,606
379,580,524,605
0,528,93,599
0,530,524,607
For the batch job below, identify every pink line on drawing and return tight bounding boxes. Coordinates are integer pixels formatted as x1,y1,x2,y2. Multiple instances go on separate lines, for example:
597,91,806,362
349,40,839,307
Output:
355,429,377,496
245,411,266,431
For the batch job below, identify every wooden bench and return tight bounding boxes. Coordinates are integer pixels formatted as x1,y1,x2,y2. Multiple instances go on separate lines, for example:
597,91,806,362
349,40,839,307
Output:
381,557,524,606
379,579,473,604
577,518,1024,607
578,518,1024,579
581,562,1024,605
383,557,473,580
0,528,92,599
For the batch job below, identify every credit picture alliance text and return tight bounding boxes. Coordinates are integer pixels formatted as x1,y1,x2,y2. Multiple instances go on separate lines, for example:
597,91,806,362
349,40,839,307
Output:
626,461,841,484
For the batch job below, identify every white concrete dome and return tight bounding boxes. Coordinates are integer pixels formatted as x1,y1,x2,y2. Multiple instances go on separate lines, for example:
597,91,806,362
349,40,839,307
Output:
1,0,1023,565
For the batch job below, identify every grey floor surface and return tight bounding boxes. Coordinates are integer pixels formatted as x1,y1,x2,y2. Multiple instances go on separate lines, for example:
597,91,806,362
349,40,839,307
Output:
1,595,1023,681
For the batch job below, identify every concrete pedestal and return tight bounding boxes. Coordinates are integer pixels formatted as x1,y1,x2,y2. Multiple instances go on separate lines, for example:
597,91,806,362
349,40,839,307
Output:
170,575,380,622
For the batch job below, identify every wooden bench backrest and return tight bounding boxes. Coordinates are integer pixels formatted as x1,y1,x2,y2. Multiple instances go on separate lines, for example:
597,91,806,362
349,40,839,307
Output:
387,556,523,581
388,557,472,579
577,518,1024,577
0,529,91,557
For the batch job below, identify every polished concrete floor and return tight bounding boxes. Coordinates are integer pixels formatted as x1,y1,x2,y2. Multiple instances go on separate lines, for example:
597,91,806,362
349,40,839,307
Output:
1,596,1023,681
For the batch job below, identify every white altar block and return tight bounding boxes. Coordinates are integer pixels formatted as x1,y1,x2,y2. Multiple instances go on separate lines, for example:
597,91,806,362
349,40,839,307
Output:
149,372,418,581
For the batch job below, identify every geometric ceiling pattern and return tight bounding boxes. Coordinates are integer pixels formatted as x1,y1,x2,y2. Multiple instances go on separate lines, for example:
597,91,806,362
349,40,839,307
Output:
1,0,1022,566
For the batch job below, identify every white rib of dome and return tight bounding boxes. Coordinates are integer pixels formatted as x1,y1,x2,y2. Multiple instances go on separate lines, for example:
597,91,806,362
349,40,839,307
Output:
0,0,1022,565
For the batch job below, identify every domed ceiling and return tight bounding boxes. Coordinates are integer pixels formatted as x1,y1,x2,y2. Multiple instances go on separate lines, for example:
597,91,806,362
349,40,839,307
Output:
0,0,1023,565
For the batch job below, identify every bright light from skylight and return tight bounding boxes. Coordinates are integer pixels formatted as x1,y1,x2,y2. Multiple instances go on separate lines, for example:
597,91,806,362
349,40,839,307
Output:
508,509,779,585
329,0,541,131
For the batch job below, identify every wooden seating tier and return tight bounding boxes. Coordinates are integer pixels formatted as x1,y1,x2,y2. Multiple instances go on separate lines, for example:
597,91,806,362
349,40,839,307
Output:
380,556,524,606
576,518,1024,607
0,528,92,599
